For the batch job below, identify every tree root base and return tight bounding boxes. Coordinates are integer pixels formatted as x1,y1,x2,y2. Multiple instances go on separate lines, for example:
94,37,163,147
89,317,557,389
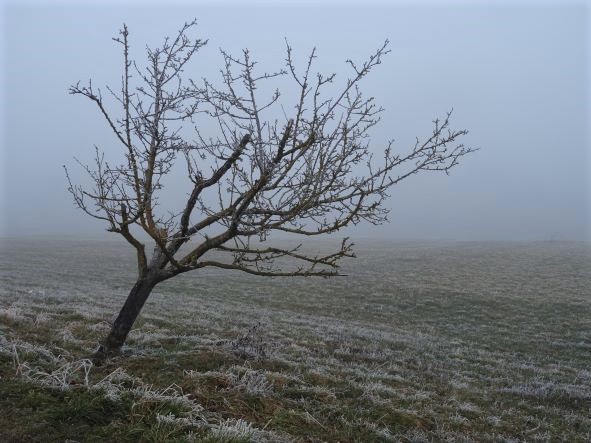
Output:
90,345,121,366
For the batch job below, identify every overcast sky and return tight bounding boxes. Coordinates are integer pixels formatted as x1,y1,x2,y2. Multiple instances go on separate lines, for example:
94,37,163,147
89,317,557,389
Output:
1,0,589,241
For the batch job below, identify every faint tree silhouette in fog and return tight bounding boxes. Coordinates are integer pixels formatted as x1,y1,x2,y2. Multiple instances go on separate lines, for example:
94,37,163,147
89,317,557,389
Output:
65,20,474,362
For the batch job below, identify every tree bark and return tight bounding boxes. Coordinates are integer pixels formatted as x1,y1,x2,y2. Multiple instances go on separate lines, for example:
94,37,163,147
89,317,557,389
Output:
93,276,158,363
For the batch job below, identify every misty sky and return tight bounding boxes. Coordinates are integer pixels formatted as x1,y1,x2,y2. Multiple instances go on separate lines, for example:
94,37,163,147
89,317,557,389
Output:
1,1,589,241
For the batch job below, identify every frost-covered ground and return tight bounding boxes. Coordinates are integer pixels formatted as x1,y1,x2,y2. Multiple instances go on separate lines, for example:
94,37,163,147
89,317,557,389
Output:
0,238,590,442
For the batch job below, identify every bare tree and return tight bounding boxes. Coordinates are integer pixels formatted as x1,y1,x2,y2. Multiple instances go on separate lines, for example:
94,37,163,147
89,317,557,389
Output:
66,21,474,362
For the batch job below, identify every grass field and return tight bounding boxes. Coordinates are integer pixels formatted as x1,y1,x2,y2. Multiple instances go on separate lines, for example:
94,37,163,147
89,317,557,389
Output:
0,238,589,442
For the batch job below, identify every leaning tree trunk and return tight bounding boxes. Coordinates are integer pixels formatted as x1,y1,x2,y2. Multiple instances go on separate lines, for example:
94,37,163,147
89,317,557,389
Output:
93,276,158,363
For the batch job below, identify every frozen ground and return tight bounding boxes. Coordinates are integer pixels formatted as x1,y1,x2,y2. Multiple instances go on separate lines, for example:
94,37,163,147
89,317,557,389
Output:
0,238,589,441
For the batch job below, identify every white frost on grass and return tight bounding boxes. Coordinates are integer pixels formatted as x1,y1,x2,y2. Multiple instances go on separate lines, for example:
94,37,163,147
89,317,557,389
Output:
0,306,30,324
155,412,206,430
34,312,52,325
184,366,274,396
208,418,252,439
7,339,208,427
12,345,92,390
2,240,590,441
2,337,61,363
400,429,431,443
457,401,481,414
500,379,591,400
365,422,395,441
226,365,274,396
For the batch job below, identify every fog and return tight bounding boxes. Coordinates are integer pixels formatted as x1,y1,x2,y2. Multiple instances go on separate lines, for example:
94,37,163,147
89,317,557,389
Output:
1,1,589,241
